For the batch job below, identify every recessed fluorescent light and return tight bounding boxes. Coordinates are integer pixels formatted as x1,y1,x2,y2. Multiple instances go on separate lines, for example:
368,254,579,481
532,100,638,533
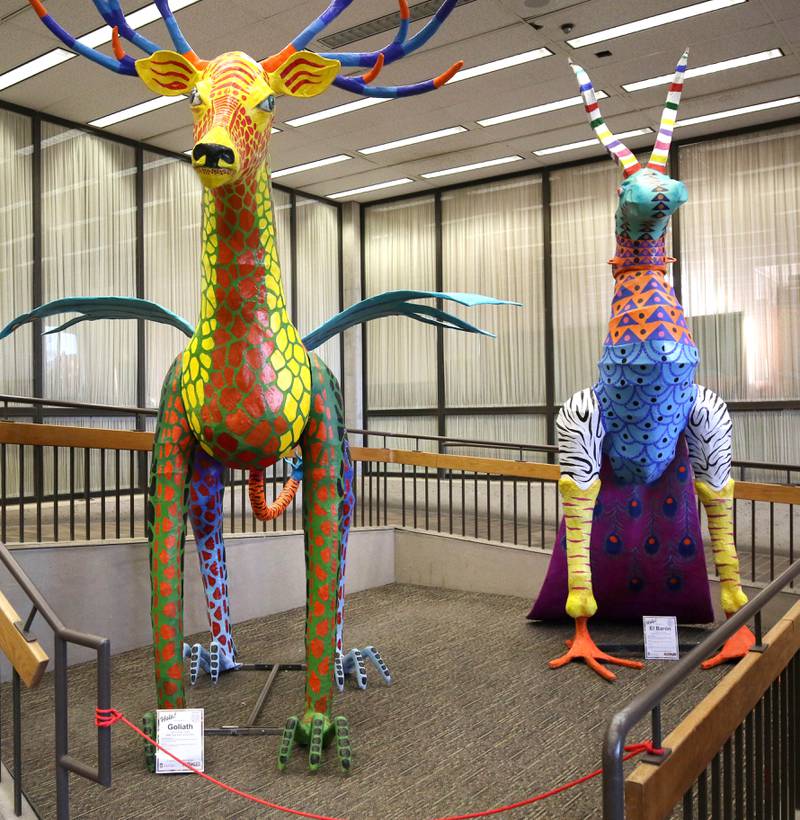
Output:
567,0,747,49
675,96,800,128
0,0,203,89
478,92,608,128
286,48,554,128
450,48,553,82
271,154,352,179
0,49,73,92
90,96,183,128
359,126,467,155
623,49,783,92
421,155,523,179
286,98,388,128
534,128,652,156
329,178,414,199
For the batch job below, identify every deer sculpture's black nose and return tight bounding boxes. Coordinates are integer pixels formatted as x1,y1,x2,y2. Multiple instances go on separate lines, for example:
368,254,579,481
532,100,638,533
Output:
192,143,236,168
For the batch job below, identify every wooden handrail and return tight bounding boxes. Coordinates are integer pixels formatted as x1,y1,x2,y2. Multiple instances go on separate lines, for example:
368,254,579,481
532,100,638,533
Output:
624,600,800,820
1,421,799,504
0,590,49,688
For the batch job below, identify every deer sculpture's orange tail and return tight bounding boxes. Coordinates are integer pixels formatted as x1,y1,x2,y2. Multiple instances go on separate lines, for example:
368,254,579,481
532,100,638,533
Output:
248,469,301,522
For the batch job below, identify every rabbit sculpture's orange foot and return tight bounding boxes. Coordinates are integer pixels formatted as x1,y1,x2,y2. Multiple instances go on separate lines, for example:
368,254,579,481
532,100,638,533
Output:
701,624,755,670
549,617,644,682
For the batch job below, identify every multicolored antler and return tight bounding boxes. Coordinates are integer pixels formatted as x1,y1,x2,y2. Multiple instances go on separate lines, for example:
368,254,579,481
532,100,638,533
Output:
27,0,206,74
570,58,642,178
647,49,689,173
263,0,463,99
90,0,160,55
28,0,138,74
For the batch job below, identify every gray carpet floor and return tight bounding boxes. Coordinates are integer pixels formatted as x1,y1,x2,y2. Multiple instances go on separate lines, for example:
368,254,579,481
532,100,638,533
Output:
2,584,729,820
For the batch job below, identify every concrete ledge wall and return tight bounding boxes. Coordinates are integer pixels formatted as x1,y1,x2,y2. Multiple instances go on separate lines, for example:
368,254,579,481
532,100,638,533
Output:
2,526,796,678
393,528,797,627
0,527,394,676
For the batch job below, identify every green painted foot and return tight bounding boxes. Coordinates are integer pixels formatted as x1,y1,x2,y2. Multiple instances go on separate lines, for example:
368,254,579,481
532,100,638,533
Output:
277,711,352,773
142,711,156,773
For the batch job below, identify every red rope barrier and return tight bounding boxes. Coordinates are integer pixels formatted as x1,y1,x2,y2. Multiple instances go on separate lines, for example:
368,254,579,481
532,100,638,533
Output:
96,708,662,819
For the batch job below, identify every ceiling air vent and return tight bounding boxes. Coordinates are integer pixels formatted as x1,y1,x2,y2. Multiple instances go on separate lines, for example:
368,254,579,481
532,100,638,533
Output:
317,0,478,49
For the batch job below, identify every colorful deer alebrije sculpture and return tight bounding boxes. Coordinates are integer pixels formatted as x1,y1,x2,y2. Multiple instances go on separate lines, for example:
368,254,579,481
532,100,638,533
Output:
26,0,468,770
528,52,755,679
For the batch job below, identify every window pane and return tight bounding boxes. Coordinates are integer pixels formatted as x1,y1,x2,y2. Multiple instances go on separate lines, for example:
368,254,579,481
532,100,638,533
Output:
681,124,800,401
296,195,340,381
41,124,136,404
442,176,545,407
445,414,548,461
143,152,200,406
0,110,32,396
364,195,436,410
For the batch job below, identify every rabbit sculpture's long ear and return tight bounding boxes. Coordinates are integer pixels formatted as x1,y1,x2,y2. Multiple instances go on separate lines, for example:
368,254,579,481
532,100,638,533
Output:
647,49,690,173
570,59,642,178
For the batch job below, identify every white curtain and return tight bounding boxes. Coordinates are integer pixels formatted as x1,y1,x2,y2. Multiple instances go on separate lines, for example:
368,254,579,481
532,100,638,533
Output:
442,176,545,408
295,195,340,381
272,185,292,320
41,124,137,405
143,152,201,406
681,124,800,401
680,125,800,474
445,414,548,461
551,160,620,403
0,110,33,397
731,411,800,482
364,195,437,410
364,415,438,452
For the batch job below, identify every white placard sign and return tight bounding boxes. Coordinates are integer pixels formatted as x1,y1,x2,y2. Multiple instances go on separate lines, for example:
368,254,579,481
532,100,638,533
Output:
642,615,679,661
155,709,205,774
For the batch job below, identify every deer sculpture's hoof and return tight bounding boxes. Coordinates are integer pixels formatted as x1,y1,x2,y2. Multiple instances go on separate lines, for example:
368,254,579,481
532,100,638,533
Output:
277,712,352,773
335,646,392,692
182,641,239,684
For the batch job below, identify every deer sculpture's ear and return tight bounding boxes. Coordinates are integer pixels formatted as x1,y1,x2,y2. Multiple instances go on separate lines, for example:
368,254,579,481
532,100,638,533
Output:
135,50,201,96
265,50,341,98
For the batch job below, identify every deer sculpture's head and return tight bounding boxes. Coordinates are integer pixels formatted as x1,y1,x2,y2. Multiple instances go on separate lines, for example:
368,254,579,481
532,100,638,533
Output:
30,0,463,190
571,51,690,241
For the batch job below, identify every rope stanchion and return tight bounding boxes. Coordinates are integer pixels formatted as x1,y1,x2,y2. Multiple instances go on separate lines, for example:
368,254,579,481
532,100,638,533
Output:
95,708,663,819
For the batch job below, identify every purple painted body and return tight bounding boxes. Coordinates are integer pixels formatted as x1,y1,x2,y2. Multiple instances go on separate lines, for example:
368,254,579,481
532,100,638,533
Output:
529,438,714,623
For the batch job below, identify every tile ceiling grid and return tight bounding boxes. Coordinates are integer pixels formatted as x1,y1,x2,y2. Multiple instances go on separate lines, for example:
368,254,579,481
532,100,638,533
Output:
0,0,796,200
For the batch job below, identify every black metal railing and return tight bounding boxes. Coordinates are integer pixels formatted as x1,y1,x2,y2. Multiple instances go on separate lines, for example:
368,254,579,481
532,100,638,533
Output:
0,396,798,587
0,541,111,819
603,558,800,819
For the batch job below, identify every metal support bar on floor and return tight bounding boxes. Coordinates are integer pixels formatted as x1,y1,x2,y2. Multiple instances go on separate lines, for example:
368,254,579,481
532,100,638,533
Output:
203,662,306,738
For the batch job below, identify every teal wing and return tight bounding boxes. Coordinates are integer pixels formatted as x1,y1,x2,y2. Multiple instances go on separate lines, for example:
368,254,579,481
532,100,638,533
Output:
0,291,520,353
302,290,521,351
0,297,194,340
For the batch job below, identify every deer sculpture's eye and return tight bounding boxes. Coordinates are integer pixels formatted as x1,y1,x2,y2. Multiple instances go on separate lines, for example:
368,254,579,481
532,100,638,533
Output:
257,95,276,113
188,88,203,107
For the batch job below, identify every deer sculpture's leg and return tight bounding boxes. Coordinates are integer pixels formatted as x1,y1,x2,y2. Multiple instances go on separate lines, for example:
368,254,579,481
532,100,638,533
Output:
183,449,239,684
548,389,644,681
147,357,196,710
277,355,352,773
334,440,392,692
685,387,754,668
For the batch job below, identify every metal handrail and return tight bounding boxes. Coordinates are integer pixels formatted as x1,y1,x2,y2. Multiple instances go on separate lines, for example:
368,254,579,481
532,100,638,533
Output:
602,557,800,819
2,395,798,475
0,541,111,819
